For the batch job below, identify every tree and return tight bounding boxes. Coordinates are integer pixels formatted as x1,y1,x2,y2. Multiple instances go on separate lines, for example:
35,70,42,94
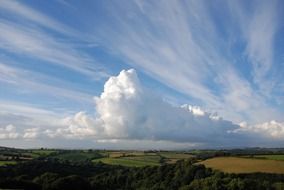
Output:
49,175,91,190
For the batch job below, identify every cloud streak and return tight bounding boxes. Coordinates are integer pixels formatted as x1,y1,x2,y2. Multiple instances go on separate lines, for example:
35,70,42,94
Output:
0,0,72,34
0,21,107,78
0,62,93,103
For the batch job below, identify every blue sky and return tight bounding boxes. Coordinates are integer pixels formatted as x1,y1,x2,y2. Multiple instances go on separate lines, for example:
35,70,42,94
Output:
0,0,284,149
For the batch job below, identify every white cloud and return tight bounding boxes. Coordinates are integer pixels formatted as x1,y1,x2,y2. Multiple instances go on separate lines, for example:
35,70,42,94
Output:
236,120,284,139
59,69,284,147
0,125,43,140
181,105,206,116
0,124,20,139
58,69,243,146
0,101,66,141
23,128,40,139
56,112,99,139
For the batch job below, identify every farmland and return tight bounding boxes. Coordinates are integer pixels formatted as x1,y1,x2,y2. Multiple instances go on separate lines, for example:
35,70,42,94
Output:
1,147,284,189
92,151,193,167
2,146,284,170
198,157,284,174
0,147,194,167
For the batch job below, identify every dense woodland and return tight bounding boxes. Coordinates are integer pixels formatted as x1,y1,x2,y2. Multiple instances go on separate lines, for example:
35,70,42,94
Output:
0,157,284,190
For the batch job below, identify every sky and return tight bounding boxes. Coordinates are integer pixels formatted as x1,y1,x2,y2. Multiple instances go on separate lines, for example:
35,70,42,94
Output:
0,0,284,149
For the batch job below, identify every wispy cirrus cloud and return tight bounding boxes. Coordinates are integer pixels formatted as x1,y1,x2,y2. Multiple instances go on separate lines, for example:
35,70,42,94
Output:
83,0,282,123
0,0,109,79
1,0,281,124
246,2,277,81
0,0,73,35
0,62,93,103
0,21,107,79
228,0,279,95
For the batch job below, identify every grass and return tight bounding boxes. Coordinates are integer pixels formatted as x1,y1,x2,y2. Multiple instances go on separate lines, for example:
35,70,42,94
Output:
93,157,160,167
51,151,102,162
105,151,149,158
273,182,284,190
122,155,161,164
0,161,17,166
108,152,127,158
22,152,41,158
159,152,194,159
253,154,284,161
158,152,194,164
198,157,284,174
31,150,57,156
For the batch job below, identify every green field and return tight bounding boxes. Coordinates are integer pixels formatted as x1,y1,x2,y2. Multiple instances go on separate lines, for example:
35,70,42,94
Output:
199,157,284,174
93,156,161,167
51,151,102,162
253,154,284,161
0,161,17,166
31,149,58,156
122,155,161,164
159,152,194,159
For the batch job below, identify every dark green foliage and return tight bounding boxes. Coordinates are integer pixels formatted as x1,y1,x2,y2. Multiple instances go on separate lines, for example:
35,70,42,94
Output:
0,178,41,190
33,172,59,190
48,175,91,190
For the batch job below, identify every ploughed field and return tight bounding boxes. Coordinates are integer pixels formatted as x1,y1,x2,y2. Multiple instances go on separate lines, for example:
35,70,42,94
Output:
198,156,284,174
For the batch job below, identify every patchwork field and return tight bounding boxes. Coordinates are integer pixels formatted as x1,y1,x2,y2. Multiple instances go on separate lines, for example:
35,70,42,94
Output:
3,147,284,172
199,157,284,174
92,151,194,167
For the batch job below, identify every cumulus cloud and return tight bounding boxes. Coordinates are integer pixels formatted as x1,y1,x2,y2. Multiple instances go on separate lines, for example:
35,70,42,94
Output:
0,124,42,140
235,120,284,139
57,69,246,146
23,128,40,139
48,112,100,139
0,124,20,139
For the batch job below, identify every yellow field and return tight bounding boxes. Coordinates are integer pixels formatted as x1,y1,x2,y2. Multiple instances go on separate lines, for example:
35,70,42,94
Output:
198,157,284,174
